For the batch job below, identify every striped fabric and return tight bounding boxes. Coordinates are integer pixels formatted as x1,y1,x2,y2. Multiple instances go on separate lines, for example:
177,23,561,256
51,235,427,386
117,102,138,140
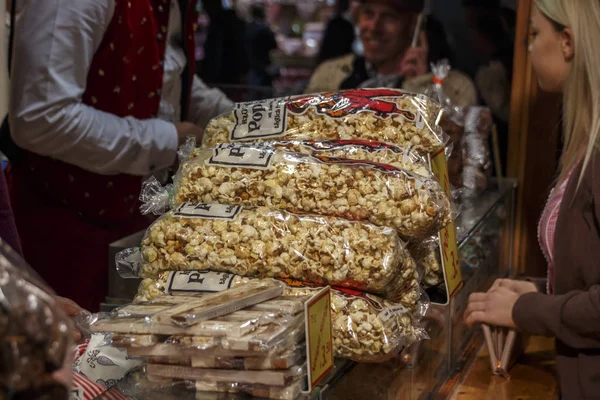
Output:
72,372,131,400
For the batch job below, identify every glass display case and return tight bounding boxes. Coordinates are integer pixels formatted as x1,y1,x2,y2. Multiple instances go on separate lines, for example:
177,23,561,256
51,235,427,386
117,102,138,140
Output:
312,178,517,400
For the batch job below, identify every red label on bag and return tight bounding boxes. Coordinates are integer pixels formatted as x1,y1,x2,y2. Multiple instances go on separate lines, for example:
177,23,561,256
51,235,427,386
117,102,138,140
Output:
286,88,416,120
279,278,385,311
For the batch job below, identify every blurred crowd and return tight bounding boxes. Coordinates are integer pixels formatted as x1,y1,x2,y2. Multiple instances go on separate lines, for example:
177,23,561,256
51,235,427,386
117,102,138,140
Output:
197,0,515,160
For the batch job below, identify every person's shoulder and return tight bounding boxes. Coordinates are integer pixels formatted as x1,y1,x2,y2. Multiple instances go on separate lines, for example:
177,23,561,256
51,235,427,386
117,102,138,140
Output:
445,70,474,85
443,70,478,107
316,53,356,73
403,69,477,107
305,54,356,94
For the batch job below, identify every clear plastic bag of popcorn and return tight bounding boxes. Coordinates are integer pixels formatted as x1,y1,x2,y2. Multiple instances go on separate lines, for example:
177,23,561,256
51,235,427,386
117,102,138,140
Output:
190,139,433,178
278,279,428,363
407,236,444,289
126,204,419,302
201,88,448,155
172,145,453,240
133,271,429,363
139,138,434,216
0,239,73,398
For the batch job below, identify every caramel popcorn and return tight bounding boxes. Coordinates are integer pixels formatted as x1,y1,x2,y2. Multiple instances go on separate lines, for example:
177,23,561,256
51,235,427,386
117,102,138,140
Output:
283,285,422,362
140,206,416,303
421,249,444,288
193,140,433,178
408,237,444,288
175,146,452,241
201,89,447,155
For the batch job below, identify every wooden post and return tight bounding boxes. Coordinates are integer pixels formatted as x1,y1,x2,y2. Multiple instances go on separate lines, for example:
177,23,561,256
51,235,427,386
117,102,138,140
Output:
507,0,562,276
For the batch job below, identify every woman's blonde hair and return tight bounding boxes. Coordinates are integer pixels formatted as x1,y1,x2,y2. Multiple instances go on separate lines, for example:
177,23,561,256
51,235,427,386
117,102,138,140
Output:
535,0,600,184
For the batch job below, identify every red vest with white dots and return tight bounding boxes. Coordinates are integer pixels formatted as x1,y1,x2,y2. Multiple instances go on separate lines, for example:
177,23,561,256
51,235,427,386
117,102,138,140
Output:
20,0,198,224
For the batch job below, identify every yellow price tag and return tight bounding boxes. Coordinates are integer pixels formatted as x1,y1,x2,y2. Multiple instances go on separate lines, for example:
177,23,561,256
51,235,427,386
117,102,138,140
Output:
430,150,463,297
305,287,333,389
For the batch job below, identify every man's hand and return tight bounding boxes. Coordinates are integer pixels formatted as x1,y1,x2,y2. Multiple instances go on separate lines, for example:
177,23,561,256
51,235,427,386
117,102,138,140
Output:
175,122,204,146
399,31,429,79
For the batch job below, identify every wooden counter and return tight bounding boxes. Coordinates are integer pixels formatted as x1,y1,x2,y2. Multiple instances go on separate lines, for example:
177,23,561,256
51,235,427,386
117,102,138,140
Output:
451,335,558,400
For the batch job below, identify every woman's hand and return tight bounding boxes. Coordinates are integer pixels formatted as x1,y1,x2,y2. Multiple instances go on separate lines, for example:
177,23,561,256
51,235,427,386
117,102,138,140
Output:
464,286,521,329
489,278,539,295
464,279,538,329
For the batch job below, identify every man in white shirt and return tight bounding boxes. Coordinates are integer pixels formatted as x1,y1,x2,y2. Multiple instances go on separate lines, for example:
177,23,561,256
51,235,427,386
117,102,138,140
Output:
7,0,233,310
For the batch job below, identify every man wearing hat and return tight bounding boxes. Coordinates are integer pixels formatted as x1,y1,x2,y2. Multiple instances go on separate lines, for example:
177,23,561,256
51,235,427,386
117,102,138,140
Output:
306,0,477,107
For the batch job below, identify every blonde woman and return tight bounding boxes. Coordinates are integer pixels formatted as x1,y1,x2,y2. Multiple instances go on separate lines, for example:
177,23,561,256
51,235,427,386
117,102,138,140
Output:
465,1,600,398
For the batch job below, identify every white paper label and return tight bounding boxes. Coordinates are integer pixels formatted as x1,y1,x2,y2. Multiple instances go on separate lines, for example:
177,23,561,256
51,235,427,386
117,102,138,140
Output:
166,271,239,294
173,203,243,220
208,145,275,169
80,334,143,390
378,305,409,323
231,99,288,140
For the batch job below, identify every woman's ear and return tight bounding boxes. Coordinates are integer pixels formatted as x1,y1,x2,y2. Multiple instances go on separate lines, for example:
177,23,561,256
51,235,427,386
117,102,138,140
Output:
561,27,575,61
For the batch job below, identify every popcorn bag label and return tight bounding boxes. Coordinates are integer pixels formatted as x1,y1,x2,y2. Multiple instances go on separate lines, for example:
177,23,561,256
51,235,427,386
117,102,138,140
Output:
280,277,386,311
174,203,243,220
209,145,275,169
232,99,289,140
378,305,409,323
230,89,421,141
166,271,239,294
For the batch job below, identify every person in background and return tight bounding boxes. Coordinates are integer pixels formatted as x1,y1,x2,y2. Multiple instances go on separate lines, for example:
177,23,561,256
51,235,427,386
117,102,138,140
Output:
246,4,278,87
465,1,600,398
199,0,249,85
305,0,476,107
8,0,233,311
317,0,356,64
463,0,516,175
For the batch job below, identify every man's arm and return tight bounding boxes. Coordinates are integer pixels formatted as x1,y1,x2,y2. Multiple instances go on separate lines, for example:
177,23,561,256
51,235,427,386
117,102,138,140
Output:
188,75,234,129
9,0,179,176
